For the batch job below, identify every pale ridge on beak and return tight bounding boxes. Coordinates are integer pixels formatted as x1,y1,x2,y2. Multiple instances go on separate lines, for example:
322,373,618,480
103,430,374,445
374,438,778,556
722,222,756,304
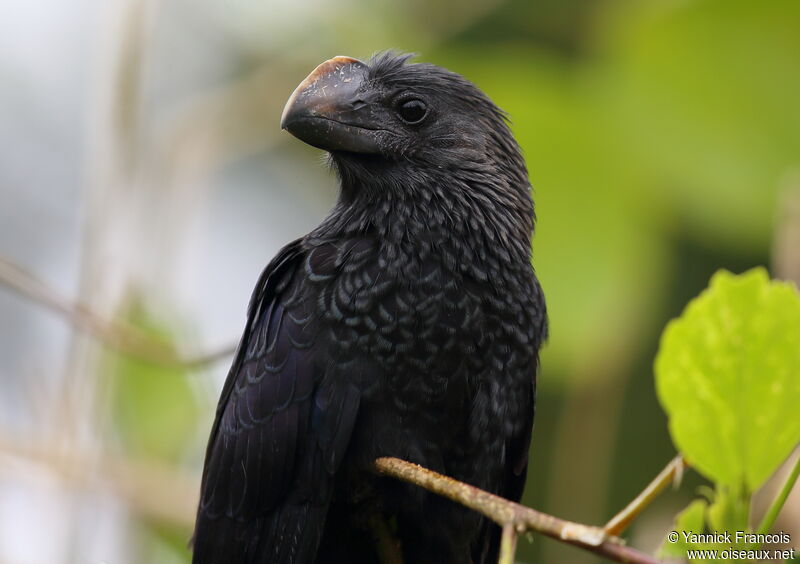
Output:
280,56,384,154
280,56,363,129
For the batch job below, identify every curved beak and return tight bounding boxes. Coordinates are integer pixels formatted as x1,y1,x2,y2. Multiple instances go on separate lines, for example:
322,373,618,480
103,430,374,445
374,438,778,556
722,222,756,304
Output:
280,56,383,154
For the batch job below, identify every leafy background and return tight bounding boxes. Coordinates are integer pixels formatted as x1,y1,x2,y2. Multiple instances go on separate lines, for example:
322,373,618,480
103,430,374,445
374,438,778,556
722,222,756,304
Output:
0,0,798,562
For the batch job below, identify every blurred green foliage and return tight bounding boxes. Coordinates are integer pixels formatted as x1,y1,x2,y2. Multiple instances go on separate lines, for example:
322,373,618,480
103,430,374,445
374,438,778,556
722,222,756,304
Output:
105,299,200,462
104,298,200,563
602,0,800,254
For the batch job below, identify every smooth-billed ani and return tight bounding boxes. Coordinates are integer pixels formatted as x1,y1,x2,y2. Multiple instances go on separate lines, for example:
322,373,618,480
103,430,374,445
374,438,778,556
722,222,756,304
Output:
192,52,547,564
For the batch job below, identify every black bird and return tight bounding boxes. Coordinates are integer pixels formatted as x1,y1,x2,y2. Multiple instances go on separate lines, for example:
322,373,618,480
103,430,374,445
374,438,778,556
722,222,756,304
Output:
192,52,547,564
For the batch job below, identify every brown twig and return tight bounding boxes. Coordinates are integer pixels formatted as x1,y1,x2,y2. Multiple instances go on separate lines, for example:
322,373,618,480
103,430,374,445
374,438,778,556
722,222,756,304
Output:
604,454,686,536
373,457,662,564
0,255,236,369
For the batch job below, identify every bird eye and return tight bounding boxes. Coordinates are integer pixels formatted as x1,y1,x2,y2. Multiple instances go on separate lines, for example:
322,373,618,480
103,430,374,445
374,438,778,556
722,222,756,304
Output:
397,99,428,124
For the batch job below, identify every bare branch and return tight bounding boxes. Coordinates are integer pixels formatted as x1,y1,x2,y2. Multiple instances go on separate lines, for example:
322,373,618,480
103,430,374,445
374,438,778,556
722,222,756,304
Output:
0,255,236,369
374,457,662,564
604,455,686,536
0,434,198,528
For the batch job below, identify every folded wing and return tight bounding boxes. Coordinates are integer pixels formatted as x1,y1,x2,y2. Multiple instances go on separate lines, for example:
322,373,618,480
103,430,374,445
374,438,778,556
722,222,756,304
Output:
193,240,360,564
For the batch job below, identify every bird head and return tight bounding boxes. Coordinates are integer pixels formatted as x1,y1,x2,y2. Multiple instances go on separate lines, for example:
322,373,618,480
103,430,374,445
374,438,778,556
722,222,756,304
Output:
280,52,528,188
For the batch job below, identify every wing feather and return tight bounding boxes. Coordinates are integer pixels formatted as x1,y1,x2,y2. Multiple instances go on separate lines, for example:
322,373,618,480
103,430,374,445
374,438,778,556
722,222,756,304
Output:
193,240,361,564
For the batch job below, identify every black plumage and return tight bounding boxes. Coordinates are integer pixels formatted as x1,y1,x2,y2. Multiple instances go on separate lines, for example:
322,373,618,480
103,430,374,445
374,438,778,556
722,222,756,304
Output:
192,52,547,564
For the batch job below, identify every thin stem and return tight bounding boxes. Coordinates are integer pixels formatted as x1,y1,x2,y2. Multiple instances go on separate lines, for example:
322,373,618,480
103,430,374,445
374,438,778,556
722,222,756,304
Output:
498,524,517,564
0,255,236,369
755,452,800,539
373,457,661,564
604,455,686,536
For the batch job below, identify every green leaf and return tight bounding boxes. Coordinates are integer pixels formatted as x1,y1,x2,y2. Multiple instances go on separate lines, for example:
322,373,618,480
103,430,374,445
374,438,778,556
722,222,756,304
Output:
662,489,752,563
655,268,800,492
660,499,708,558
706,486,749,540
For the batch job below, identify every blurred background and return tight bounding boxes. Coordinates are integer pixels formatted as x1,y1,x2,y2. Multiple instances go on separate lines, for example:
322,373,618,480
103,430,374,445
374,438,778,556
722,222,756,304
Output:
1,0,798,562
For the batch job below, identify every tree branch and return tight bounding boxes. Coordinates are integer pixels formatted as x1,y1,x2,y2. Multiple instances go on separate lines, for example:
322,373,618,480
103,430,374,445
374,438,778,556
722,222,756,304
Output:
0,255,235,369
374,457,661,564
